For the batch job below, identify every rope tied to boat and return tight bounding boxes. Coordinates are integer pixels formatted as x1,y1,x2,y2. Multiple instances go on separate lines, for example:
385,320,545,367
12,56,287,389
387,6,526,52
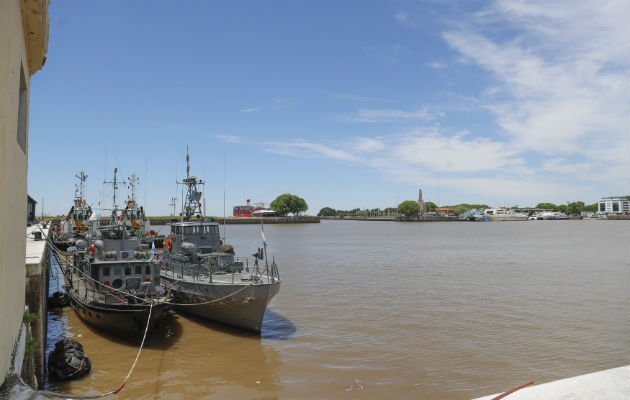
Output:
31,303,153,399
161,278,258,306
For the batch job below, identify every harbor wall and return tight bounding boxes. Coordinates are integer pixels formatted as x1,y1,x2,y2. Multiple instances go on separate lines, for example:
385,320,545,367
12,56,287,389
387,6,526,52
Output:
208,216,321,225
24,227,50,389
0,0,49,388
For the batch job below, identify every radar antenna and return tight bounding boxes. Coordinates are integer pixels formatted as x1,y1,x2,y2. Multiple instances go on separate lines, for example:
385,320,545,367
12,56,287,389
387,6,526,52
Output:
177,147,205,221
127,172,140,206
103,168,125,219
74,169,88,207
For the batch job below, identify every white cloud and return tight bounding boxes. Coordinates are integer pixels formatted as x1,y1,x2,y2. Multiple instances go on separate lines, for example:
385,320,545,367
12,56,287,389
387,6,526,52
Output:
428,62,446,69
391,130,522,172
354,138,385,153
214,134,240,143
443,0,629,161
256,1,628,205
265,140,358,162
240,108,260,113
395,11,408,24
350,107,443,123
394,10,417,29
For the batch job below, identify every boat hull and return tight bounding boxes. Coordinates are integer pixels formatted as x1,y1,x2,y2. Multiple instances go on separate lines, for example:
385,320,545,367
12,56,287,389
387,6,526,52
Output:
67,290,170,341
161,275,281,332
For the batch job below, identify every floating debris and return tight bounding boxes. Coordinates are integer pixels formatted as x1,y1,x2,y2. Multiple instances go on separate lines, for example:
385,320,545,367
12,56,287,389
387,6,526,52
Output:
343,379,364,391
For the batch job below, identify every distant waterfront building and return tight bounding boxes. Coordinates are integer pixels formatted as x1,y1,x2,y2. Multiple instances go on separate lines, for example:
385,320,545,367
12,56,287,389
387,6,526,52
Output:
598,196,630,215
1,0,49,386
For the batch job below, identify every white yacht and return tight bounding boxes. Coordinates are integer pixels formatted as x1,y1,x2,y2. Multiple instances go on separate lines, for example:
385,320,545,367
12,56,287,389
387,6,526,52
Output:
483,208,529,221
540,211,570,220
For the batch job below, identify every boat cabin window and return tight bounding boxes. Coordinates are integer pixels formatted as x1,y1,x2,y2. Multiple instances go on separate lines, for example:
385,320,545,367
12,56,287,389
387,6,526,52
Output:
125,266,131,275
145,265,151,275
135,265,142,274
102,267,110,277
73,210,89,220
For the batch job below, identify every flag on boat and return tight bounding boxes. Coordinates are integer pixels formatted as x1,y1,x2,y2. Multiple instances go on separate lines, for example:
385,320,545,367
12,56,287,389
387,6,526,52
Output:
151,240,156,254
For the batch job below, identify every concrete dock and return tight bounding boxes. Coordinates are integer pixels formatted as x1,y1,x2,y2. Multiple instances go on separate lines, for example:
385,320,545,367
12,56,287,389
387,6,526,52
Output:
473,365,630,400
23,223,50,388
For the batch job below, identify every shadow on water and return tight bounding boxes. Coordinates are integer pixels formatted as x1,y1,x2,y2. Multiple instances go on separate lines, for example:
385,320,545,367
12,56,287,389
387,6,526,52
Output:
68,310,183,350
262,310,296,341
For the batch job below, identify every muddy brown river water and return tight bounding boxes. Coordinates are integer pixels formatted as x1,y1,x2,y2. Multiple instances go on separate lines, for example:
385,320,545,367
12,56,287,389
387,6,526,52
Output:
46,220,630,399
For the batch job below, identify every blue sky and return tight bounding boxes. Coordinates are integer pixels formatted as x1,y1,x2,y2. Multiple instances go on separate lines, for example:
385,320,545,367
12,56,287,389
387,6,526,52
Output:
28,0,629,216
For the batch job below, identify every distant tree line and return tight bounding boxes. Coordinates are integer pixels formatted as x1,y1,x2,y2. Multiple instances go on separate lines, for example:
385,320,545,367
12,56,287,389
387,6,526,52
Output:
533,202,597,214
319,200,600,217
317,206,400,217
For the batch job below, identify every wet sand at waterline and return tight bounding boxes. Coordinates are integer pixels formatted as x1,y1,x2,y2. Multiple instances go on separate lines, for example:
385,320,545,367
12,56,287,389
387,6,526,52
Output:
46,220,630,399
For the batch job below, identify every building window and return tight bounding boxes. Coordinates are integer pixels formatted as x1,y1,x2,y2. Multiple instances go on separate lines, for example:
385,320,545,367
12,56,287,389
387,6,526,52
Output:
599,203,605,212
17,64,28,153
612,202,619,212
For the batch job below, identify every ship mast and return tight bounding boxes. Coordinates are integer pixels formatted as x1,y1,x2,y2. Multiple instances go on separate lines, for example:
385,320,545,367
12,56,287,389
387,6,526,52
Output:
177,147,205,221
103,168,125,219
169,196,177,218
74,169,88,207
127,172,140,207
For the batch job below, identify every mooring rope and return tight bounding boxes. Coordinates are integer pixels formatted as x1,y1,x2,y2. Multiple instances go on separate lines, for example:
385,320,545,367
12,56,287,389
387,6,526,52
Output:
31,303,153,399
161,278,257,307
490,381,535,400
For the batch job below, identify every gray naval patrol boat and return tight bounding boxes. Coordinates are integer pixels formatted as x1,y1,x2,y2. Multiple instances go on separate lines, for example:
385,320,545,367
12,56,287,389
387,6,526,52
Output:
160,153,281,333
63,168,171,340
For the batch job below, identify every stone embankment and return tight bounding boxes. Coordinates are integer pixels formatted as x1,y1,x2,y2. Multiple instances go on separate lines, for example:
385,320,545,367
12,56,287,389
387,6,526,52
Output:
320,215,458,222
149,216,321,225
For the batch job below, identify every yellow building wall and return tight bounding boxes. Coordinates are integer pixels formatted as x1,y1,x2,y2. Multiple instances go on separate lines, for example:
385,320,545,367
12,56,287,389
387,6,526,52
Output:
0,0,48,382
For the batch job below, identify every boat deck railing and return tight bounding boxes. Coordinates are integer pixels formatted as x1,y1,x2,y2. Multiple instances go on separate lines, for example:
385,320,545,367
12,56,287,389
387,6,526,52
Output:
163,255,280,285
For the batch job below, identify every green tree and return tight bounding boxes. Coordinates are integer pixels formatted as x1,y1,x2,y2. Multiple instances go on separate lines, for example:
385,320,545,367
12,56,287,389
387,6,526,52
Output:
424,201,437,212
567,201,585,215
536,202,558,211
397,200,420,217
270,193,308,216
317,207,337,217
584,203,597,212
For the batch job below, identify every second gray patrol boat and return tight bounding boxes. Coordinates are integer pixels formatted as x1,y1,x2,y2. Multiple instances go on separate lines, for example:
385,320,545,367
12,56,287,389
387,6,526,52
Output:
159,152,280,333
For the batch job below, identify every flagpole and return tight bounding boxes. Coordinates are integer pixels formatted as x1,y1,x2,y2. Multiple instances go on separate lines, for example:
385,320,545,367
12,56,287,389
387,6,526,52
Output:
261,219,268,267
